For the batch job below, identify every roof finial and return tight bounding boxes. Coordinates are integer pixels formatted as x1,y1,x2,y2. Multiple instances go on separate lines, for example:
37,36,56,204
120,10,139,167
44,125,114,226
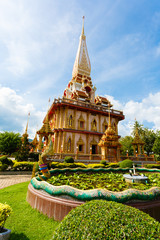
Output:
108,103,111,127
82,16,85,35
25,112,30,134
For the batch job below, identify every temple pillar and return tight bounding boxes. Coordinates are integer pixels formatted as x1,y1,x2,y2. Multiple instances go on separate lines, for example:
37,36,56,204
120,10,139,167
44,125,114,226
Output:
87,112,89,130
86,134,89,154
58,131,62,153
38,135,42,152
64,107,68,128
99,114,101,132
54,132,58,153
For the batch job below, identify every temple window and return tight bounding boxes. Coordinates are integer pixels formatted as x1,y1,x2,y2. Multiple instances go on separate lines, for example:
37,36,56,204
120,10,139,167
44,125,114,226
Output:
91,119,97,131
78,114,85,130
105,124,108,131
80,121,84,128
79,144,83,152
68,115,73,127
67,138,71,152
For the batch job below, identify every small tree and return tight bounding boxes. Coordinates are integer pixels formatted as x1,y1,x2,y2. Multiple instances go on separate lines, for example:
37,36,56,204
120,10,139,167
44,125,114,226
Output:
0,131,21,155
16,134,30,161
120,136,134,156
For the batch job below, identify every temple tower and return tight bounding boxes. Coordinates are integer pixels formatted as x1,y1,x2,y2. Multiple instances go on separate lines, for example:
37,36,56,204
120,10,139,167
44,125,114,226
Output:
38,18,124,161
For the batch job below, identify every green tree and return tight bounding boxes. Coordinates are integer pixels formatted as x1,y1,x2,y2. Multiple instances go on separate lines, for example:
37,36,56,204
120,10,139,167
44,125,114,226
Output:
120,136,134,156
0,131,21,155
131,120,144,137
16,134,30,161
141,128,156,156
152,131,160,160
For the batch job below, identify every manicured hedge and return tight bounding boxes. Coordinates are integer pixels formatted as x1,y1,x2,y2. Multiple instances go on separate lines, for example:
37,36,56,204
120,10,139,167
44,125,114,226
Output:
64,156,74,163
12,161,35,171
100,160,107,165
87,163,104,168
144,164,160,169
50,162,87,169
119,159,133,168
0,156,13,166
0,203,12,232
52,200,160,240
106,162,119,168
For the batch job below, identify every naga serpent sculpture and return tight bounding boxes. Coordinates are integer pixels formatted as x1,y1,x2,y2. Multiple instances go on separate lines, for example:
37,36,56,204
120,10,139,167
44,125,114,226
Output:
32,134,53,180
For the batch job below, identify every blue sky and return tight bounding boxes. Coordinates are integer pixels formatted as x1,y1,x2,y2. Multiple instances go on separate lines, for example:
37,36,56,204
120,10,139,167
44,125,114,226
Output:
1,0,160,138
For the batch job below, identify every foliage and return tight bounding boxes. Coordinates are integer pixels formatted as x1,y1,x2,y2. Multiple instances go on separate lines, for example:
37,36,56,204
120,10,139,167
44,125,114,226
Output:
87,163,104,168
0,156,13,166
64,156,74,163
48,171,160,192
12,161,35,171
144,164,160,169
107,163,119,168
0,164,8,171
141,128,156,155
120,136,134,156
119,159,133,168
0,131,21,155
0,182,59,240
0,203,12,232
100,160,107,165
132,120,144,137
28,152,39,161
16,135,30,161
52,200,160,240
50,162,87,169
153,134,160,157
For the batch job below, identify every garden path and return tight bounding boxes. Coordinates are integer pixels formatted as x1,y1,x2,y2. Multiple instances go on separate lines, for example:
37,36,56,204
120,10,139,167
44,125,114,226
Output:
0,174,31,189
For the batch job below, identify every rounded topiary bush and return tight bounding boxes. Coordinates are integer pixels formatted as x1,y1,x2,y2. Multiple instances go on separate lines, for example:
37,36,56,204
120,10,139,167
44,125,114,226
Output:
100,160,107,165
64,156,74,163
52,200,160,240
119,159,133,168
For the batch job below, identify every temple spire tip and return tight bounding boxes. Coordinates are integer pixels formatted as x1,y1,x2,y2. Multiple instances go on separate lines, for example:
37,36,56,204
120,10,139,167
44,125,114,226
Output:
82,16,85,35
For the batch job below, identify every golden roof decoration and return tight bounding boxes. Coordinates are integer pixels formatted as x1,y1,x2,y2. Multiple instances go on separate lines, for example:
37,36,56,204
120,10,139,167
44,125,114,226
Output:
72,17,91,78
32,132,38,146
132,128,144,145
37,114,53,135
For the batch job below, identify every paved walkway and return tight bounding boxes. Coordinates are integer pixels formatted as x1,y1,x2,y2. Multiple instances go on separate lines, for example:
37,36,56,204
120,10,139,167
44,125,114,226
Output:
0,174,32,189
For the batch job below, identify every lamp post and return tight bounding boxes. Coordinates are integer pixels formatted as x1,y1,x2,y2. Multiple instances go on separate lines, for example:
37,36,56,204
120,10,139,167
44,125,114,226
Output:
89,146,92,160
75,146,78,160
126,150,128,157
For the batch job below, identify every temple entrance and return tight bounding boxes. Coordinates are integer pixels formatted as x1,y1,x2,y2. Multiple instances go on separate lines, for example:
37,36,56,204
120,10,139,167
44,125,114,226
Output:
92,145,97,154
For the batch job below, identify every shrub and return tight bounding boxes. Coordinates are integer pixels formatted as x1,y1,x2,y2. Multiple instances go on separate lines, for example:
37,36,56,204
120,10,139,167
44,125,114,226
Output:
107,162,119,168
0,203,12,232
50,162,87,169
64,156,74,163
52,200,160,240
87,164,104,168
0,164,8,171
144,164,160,169
12,161,35,171
0,156,13,166
119,159,133,168
100,160,107,165
28,152,39,161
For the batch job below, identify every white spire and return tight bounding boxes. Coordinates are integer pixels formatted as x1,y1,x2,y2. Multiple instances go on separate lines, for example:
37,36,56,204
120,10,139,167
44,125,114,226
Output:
72,17,91,78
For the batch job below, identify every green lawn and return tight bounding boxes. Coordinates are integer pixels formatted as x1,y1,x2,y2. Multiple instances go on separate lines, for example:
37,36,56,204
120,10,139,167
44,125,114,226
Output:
0,182,59,240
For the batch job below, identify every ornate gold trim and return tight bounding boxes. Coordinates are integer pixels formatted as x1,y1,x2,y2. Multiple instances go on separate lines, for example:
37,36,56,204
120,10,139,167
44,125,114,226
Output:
91,118,97,131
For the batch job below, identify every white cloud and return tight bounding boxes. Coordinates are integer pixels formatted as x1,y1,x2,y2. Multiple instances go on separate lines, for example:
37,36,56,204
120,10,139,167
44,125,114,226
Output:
0,86,45,138
105,92,160,137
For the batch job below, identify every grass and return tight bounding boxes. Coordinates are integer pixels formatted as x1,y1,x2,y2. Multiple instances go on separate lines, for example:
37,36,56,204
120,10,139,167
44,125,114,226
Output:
0,181,59,240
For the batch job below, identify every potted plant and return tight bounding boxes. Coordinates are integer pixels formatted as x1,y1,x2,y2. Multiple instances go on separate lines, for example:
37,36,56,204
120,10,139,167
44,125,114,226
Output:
0,203,12,240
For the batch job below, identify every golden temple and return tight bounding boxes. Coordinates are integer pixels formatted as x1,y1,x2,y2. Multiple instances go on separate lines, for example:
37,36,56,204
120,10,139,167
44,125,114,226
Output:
37,18,125,161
